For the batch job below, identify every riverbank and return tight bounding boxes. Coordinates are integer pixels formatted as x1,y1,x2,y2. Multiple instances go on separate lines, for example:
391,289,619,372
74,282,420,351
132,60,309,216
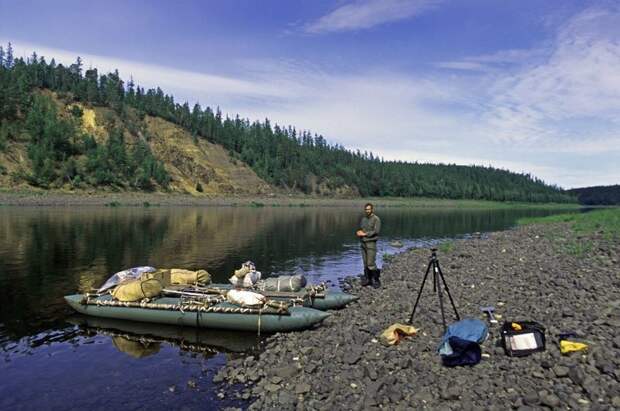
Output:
0,190,579,209
215,211,619,410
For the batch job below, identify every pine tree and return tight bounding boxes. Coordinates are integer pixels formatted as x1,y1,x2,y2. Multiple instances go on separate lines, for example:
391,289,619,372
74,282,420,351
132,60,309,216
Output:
70,56,83,77
5,42,13,68
84,68,99,102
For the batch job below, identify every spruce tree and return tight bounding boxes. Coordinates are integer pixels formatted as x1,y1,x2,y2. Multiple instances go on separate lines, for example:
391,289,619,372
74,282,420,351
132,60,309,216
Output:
5,42,13,68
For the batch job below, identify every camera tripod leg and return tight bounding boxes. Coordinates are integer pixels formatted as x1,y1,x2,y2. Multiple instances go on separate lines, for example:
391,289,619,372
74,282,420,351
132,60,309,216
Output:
436,260,460,321
408,259,433,324
436,261,447,329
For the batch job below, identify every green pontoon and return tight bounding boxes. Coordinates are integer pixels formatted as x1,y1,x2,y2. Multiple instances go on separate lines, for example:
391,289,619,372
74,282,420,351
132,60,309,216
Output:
65,294,331,333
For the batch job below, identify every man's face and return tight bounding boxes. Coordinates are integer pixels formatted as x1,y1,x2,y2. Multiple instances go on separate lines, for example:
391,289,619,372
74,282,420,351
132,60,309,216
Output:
365,206,373,216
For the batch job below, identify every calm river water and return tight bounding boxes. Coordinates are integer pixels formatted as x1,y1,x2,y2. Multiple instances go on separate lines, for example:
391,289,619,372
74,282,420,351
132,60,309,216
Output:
0,205,572,410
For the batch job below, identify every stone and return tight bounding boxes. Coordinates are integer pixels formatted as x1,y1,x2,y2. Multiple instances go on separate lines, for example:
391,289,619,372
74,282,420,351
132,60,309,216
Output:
278,390,295,406
265,383,280,393
568,367,585,386
553,365,569,378
343,348,362,365
387,386,403,403
365,365,378,381
366,379,384,398
441,386,460,401
294,383,311,394
522,391,539,406
272,366,298,379
540,393,560,408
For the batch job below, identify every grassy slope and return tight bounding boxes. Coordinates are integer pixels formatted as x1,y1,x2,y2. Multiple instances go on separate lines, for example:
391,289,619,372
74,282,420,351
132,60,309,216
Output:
517,207,620,256
518,208,620,237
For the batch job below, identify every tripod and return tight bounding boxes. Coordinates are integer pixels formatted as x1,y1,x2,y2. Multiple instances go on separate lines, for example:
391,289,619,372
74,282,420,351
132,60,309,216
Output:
408,248,460,329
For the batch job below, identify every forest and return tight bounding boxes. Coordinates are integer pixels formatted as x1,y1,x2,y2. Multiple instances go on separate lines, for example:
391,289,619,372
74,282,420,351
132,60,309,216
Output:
567,185,620,205
0,43,575,202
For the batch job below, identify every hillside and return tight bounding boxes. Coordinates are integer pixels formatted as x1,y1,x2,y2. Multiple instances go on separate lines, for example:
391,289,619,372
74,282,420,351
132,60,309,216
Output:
0,90,271,195
567,185,620,205
0,47,576,202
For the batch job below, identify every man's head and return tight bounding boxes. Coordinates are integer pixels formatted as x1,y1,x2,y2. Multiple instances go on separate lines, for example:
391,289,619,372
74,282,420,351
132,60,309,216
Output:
364,203,373,217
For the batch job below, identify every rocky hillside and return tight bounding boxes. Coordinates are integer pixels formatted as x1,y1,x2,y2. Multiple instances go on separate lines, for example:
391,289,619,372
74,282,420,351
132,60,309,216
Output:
0,91,271,196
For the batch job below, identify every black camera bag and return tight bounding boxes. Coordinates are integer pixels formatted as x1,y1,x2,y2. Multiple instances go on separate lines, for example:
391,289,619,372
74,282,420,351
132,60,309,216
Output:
500,321,546,357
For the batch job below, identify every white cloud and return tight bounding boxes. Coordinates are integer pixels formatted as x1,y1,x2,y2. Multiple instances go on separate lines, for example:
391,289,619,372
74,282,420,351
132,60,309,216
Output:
435,48,547,72
481,6,620,149
304,0,442,34
434,61,487,71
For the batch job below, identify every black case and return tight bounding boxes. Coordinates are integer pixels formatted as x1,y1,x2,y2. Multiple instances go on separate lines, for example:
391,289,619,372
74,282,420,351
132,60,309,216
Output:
500,321,546,357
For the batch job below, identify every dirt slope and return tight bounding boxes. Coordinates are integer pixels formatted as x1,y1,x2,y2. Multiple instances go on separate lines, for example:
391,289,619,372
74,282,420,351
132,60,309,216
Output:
0,95,272,196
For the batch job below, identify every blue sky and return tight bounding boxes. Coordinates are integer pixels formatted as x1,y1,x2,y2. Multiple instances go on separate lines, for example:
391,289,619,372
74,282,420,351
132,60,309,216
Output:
1,0,618,188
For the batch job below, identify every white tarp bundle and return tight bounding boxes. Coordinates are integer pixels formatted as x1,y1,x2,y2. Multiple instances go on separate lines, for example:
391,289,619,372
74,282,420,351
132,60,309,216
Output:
226,289,266,307
229,271,262,287
97,266,157,293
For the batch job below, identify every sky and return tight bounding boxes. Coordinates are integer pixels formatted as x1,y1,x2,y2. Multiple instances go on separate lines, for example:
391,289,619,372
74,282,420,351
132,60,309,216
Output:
1,0,619,189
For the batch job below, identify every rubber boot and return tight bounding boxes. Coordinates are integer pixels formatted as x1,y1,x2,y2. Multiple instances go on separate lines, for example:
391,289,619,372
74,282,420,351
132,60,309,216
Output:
361,268,371,286
371,269,381,289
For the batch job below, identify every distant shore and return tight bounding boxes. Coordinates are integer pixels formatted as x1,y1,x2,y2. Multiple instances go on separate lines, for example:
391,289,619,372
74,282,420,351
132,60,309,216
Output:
0,189,580,209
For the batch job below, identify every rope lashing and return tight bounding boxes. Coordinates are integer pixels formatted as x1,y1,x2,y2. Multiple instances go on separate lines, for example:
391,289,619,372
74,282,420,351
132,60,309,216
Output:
82,296,291,315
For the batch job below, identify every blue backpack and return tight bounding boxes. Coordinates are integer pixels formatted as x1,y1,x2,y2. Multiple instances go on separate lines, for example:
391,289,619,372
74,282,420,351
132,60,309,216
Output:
438,318,488,367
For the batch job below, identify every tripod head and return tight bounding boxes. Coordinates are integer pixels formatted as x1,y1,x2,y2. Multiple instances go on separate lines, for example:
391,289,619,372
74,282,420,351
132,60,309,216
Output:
429,248,438,261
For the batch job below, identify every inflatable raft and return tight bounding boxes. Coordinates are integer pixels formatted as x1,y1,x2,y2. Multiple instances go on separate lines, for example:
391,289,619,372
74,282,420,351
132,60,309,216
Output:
65,294,331,333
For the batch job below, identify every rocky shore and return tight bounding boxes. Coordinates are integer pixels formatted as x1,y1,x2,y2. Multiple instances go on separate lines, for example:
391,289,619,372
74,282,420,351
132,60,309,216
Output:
215,222,619,410
0,190,578,209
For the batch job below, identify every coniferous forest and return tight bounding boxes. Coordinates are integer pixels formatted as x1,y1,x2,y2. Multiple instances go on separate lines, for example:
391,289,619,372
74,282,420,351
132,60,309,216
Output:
567,185,620,205
0,43,575,202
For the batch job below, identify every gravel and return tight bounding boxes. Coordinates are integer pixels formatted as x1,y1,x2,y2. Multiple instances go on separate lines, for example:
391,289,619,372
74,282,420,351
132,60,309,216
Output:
214,222,619,410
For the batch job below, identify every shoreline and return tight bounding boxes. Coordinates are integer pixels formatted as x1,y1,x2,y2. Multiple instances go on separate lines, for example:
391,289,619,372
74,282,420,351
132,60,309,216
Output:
214,220,619,410
0,190,580,209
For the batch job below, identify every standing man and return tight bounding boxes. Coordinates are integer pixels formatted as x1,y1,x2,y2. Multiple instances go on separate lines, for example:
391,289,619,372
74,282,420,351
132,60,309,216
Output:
356,203,381,288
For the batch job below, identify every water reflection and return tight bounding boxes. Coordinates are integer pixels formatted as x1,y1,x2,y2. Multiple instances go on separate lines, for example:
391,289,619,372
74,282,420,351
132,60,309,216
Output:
68,316,264,355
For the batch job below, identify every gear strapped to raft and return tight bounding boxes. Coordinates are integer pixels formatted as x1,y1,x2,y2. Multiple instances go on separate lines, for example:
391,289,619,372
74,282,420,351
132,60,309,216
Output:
80,293,291,316
165,283,328,306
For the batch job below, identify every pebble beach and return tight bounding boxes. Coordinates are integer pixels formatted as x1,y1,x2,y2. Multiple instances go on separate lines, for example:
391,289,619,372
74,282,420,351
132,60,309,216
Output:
215,221,619,410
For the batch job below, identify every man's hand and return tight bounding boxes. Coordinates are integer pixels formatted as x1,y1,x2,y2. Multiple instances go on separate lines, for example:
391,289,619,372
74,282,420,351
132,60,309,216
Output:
356,230,366,237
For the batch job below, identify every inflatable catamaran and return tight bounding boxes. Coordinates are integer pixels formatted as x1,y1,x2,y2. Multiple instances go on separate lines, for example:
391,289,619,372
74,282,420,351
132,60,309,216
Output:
65,265,357,333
